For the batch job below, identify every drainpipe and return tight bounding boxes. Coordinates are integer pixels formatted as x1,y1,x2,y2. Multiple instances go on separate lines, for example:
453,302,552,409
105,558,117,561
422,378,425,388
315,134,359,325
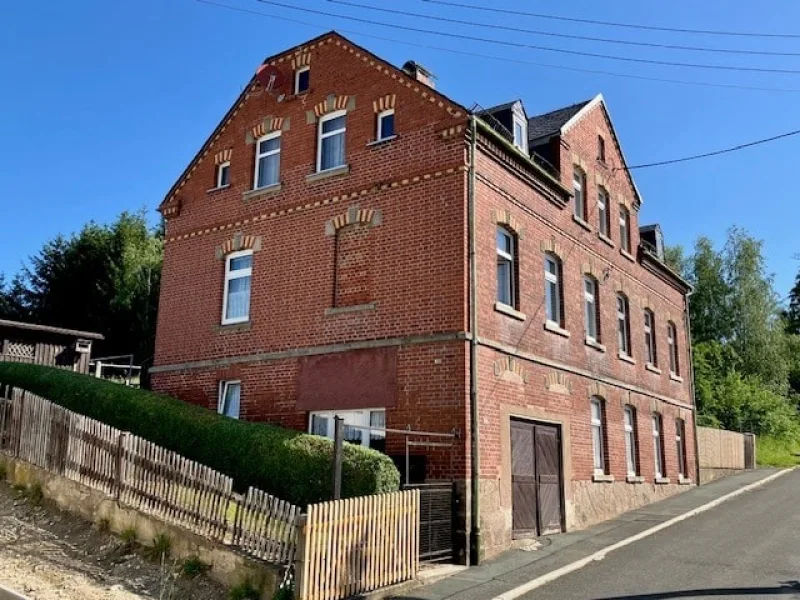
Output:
468,116,481,564
684,289,701,485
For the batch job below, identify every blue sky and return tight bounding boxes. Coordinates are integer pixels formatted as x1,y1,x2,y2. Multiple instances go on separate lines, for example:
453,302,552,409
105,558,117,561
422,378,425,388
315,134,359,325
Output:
2,0,799,297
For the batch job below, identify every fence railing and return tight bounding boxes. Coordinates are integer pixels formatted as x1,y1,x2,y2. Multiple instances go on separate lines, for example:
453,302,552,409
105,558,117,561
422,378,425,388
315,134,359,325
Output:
0,386,300,565
297,490,420,600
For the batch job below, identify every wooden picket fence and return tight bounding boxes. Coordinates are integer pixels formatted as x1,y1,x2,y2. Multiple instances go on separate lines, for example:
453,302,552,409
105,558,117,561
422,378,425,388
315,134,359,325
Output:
297,490,420,600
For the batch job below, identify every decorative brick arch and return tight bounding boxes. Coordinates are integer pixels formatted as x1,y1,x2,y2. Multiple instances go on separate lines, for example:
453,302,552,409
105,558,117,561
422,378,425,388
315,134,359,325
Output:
587,381,607,399
325,206,382,236
540,238,565,259
582,261,606,282
214,149,232,165
493,209,524,238
307,94,356,123
373,94,396,113
215,232,263,259
544,371,572,395
247,116,289,143
493,356,530,384
291,52,311,69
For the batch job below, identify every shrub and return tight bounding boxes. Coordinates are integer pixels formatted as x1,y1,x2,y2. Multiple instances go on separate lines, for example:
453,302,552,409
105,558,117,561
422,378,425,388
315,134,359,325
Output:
181,556,210,579
27,482,43,505
229,580,260,600
0,363,399,506
97,518,111,532
120,526,138,546
0,461,6,481
146,532,172,561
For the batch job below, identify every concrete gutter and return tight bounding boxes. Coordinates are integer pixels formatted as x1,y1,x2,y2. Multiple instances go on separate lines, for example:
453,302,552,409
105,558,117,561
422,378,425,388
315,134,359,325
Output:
0,584,29,600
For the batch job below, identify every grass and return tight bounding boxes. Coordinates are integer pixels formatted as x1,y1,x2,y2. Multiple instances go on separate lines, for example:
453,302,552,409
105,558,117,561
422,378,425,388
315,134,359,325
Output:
757,435,800,467
146,532,172,561
120,526,138,549
229,580,261,600
27,482,43,505
181,556,210,579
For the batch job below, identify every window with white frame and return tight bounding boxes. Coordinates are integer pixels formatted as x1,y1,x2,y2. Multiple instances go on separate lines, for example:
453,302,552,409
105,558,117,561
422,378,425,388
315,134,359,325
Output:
668,321,680,375
216,161,230,188
598,135,606,162
218,381,241,419
617,293,631,357
598,187,610,237
584,275,599,343
619,205,631,253
222,250,252,325
294,66,310,94
377,109,395,141
652,413,665,478
496,227,516,307
644,309,657,366
317,110,347,172
513,116,528,152
254,132,281,189
573,168,586,221
308,409,386,452
545,254,563,326
590,397,606,475
624,405,638,477
676,418,687,478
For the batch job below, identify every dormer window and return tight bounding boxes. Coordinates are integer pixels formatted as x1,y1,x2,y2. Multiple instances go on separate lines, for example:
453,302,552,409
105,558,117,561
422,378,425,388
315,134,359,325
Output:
295,66,310,94
513,116,528,152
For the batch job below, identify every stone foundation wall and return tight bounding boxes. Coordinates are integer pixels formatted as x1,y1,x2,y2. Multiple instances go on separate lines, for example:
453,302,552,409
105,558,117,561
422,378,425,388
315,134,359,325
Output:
700,467,743,485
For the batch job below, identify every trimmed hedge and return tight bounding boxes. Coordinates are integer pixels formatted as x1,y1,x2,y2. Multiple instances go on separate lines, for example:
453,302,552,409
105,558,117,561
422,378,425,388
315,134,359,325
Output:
0,362,399,506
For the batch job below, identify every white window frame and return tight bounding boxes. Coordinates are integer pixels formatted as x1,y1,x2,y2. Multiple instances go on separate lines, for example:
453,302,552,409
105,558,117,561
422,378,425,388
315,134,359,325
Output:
617,294,631,357
512,115,528,152
216,161,230,188
644,309,657,366
308,409,386,449
584,276,598,343
376,108,395,141
221,249,253,325
668,322,680,375
624,405,638,477
217,380,241,419
653,413,664,478
317,109,347,173
545,254,562,326
496,227,515,307
253,131,281,190
676,418,686,477
598,187,609,237
590,397,605,475
619,205,631,252
294,65,310,94
573,169,586,220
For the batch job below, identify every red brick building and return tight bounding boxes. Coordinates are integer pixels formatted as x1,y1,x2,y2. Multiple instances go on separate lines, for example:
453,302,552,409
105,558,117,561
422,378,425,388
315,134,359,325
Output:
152,32,696,562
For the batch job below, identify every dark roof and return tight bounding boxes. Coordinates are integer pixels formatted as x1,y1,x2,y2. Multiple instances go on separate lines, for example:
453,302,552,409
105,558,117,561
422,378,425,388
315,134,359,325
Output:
527,100,591,141
0,319,104,340
476,100,517,115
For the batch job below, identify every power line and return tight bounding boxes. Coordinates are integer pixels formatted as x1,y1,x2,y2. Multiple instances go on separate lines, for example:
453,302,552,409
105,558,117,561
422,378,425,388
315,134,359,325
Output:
621,128,800,170
254,0,800,76
420,0,800,40
194,0,800,93
327,0,800,57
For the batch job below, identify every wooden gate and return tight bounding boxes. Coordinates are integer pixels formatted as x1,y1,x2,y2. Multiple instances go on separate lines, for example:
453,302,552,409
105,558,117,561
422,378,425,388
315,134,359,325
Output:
511,419,564,538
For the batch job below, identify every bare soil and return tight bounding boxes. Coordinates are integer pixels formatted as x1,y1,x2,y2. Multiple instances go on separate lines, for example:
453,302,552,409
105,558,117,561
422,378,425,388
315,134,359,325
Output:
0,480,228,599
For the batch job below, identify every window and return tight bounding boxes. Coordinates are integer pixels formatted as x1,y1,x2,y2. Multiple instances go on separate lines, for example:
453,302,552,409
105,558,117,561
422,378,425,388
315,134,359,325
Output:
597,187,610,237
652,413,665,479
218,381,241,419
584,276,600,343
545,254,563,326
573,168,586,221
254,132,281,189
598,135,606,162
377,109,395,141
513,116,528,152
317,110,347,172
294,66,310,94
624,405,638,477
308,409,386,452
644,309,658,366
590,397,606,474
619,205,631,253
668,321,680,375
496,227,516,307
222,250,252,325
617,294,631,357
216,161,230,188
676,418,687,478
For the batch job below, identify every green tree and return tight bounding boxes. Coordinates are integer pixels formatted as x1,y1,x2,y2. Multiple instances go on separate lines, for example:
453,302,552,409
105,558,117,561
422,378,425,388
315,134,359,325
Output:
785,271,800,335
663,244,689,279
687,236,732,344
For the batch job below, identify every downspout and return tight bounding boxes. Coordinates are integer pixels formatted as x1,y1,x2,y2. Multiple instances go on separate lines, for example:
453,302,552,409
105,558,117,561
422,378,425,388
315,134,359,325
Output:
468,116,481,564
684,289,701,485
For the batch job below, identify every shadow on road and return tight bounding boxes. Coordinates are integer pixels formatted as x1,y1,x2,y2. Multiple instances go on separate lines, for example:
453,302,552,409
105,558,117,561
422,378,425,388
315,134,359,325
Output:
592,581,800,599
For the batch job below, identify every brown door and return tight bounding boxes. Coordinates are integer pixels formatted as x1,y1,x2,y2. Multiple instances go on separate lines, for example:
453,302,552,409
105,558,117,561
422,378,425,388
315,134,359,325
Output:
511,419,564,538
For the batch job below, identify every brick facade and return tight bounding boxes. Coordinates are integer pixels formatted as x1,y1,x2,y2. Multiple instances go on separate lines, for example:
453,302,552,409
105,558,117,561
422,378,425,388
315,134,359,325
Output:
152,32,695,562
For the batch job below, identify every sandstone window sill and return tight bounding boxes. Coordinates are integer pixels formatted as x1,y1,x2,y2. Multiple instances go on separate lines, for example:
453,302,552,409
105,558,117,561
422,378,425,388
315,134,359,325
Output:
655,477,671,485
618,352,636,365
367,135,398,147
678,476,693,485
495,302,526,321
207,184,231,194
325,302,376,316
645,363,662,375
592,473,615,483
670,373,684,383
573,214,592,232
626,475,645,484
243,183,282,202
620,248,636,262
585,338,606,353
215,321,252,334
545,321,571,339
598,232,615,248
306,164,350,183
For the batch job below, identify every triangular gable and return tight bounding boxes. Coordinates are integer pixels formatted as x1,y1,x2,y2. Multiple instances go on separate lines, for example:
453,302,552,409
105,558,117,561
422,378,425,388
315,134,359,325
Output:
159,31,468,211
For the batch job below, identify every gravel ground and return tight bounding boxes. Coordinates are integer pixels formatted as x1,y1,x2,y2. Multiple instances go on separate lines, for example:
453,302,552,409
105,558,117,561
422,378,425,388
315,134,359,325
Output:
0,480,228,599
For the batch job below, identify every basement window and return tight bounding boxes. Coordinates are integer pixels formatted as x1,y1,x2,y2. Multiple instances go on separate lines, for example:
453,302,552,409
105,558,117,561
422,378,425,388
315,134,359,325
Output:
218,381,241,419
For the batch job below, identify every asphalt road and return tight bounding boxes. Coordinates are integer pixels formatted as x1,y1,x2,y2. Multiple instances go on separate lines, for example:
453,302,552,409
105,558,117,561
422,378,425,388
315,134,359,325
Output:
523,469,800,600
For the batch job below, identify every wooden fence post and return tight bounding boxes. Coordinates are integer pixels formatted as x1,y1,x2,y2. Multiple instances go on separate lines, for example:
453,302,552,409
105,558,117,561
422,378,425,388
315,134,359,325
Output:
332,416,343,500
294,513,308,600
114,432,127,501
14,390,25,458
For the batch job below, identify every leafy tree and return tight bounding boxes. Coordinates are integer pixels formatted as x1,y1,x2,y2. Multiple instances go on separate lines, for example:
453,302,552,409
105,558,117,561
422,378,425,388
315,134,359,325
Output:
0,274,29,321
785,271,800,335
687,236,732,345
663,244,689,279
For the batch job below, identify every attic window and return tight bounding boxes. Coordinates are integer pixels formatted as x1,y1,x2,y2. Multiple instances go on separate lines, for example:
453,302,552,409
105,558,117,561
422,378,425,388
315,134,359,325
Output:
598,135,606,162
295,66,310,94
513,116,528,153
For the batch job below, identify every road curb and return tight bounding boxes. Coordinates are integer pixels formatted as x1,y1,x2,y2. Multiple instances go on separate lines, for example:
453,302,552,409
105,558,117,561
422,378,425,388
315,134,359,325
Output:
492,468,791,600
0,583,29,600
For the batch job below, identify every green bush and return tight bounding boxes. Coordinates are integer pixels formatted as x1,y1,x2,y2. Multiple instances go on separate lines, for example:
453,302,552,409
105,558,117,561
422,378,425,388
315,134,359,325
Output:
757,435,800,467
181,556,210,579
146,532,172,561
229,580,260,600
0,362,399,506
